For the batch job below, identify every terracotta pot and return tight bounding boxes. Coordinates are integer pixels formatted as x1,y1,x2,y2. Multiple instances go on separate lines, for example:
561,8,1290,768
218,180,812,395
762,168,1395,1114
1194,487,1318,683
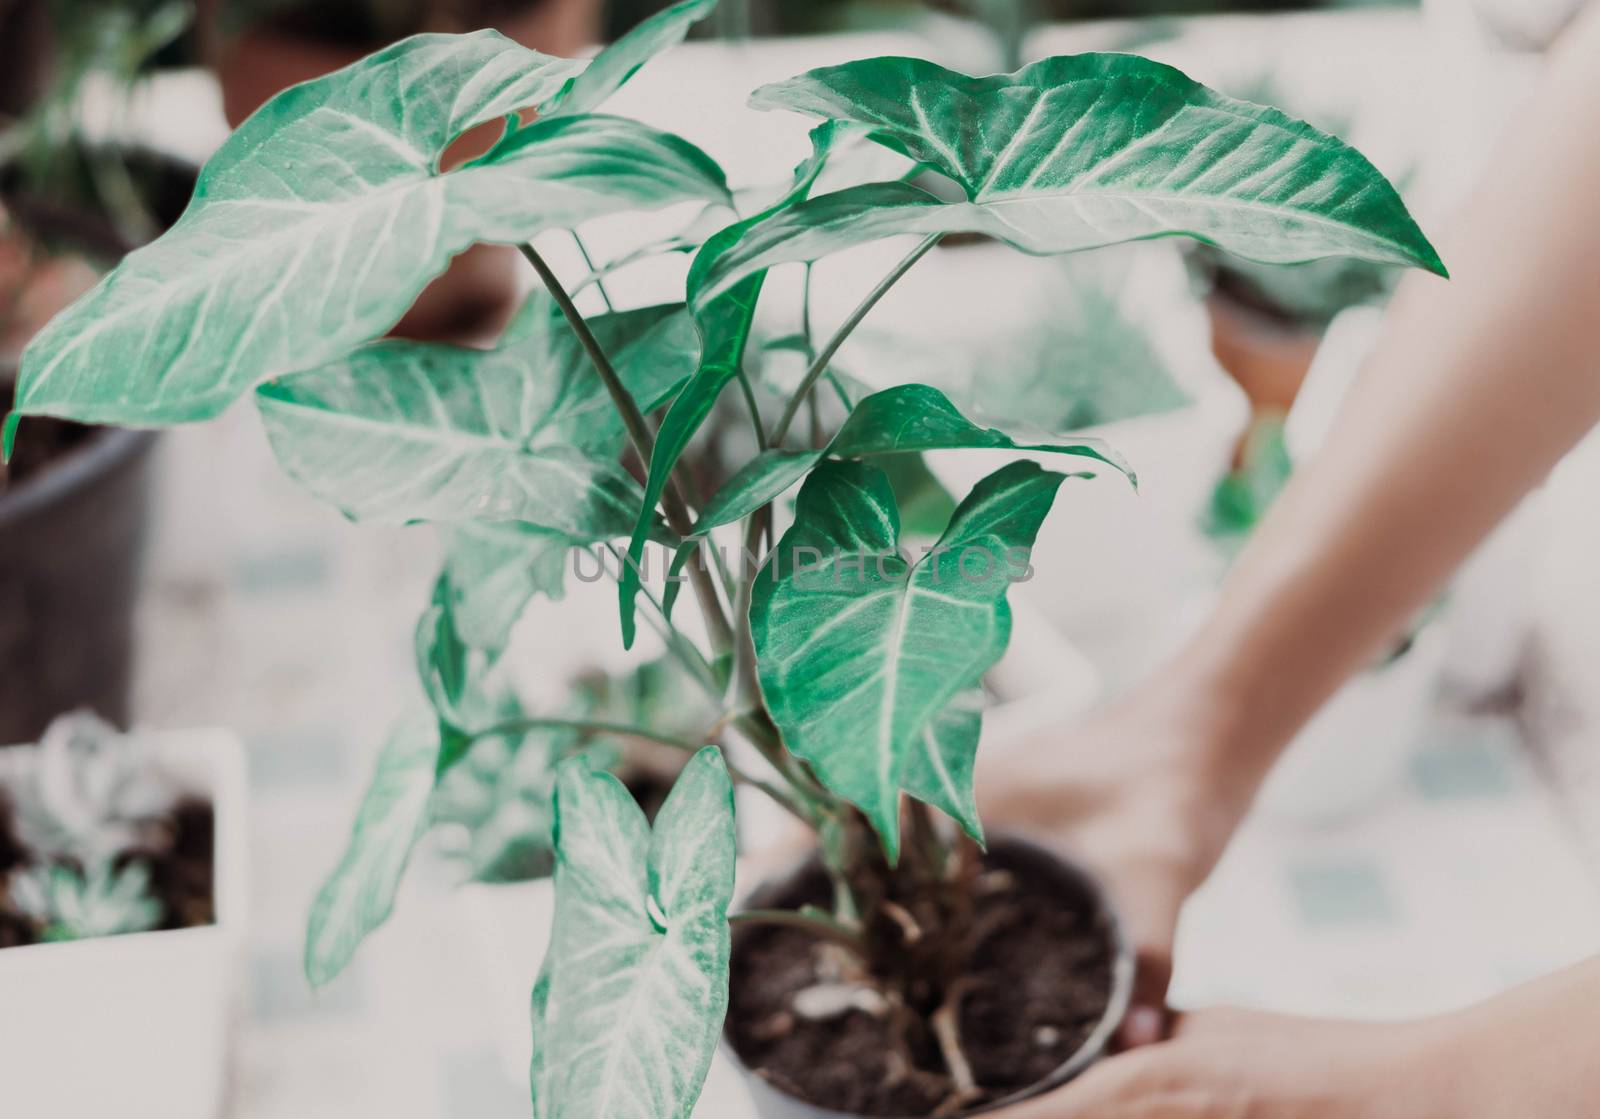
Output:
210,0,603,342
1205,290,1324,432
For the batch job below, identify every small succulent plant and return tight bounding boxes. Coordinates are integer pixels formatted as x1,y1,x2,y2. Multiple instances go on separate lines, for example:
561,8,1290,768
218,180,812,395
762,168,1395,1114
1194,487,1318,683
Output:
6,856,162,942
7,711,181,865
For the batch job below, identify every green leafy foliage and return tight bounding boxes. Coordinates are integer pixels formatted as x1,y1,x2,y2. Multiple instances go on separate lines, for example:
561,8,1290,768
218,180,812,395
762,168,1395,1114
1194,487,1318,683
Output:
438,523,571,658
305,715,439,988
1203,415,1293,557
6,32,726,440
530,748,736,1119
256,295,695,538
616,120,883,646
543,0,718,117
690,382,1126,538
750,459,1073,857
695,53,1444,303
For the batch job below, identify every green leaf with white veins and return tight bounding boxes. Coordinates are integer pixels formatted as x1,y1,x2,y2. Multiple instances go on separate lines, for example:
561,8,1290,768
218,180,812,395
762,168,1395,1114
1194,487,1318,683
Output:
5,31,727,438
616,119,880,647
688,383,1125,538
750,459,1072,859
543,0,718,117
441,523,570,656
904,689,985,843
305,715,438,988
693,53,1445,304
531,747,736,1119
255,296,696,537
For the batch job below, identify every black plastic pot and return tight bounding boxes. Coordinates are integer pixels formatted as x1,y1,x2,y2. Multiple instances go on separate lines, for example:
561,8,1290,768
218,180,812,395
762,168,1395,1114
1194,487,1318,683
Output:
0,415,158,745
725,836,1135,1119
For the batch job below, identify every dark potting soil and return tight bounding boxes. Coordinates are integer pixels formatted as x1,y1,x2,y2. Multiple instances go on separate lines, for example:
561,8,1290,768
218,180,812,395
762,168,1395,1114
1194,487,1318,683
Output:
727,845,1116,1117
0,379,96,494
0,794,216,948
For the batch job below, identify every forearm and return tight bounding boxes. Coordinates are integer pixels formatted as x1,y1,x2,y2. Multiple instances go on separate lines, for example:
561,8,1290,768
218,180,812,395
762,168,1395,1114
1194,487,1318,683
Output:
1426,956,1600,1116
1161,8,1600,804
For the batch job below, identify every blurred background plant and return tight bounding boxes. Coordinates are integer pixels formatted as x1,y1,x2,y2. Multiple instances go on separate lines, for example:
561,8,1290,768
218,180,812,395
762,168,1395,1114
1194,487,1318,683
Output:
0,712,194,947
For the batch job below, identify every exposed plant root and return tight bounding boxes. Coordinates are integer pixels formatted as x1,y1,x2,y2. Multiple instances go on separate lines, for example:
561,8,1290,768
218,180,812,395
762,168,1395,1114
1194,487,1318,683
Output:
930,977,980,1103
882,899,924,944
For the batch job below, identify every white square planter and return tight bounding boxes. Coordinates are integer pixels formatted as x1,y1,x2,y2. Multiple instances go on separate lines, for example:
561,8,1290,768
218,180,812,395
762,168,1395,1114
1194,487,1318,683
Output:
0,729,249,1119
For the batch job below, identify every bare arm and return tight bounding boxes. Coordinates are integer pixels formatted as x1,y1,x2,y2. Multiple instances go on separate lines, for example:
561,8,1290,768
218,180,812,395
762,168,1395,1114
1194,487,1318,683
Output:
1174,5,1600,814
983,9,1600,1043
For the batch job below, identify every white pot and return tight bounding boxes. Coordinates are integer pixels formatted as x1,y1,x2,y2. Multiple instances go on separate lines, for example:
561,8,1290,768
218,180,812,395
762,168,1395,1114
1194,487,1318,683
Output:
0,729,249,1119
459,606,1102,1094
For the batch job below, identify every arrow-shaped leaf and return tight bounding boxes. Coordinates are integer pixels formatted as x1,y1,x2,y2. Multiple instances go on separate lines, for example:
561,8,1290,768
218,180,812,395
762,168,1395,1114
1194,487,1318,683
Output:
903,689,985,843
8,32,726,435
616,120,877,647
694,53,1444,304
749,458,1070,858
688,382,1124,537
254,296,696,538
543,0,718,118
305,715,438,988
530,747,736,1119
441,522,571,656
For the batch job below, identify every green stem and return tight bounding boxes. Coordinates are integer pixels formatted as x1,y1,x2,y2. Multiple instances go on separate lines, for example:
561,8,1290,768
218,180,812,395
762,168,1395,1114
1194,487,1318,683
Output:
474,715,809,821
729,907,866,957
603,543,718,691
769,235,942,446
736,372,768,451
569,230,614,311
520,242,736,660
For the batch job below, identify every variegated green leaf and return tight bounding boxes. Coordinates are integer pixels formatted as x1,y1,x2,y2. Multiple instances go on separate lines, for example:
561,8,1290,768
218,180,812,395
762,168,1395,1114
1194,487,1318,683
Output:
749,459,1069,858
617,119,878,647
693,53,1444,304
903,689,984,843
688,383,1124,538
254,296,696,538
543,0,717,117
441,522,571,656
5,32,726,441
530,747,736,1119
305,715,438,987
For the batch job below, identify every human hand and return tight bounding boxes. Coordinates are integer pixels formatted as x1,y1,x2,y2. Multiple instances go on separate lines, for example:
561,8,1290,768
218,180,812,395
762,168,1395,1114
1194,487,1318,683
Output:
977,684,1255,1047
999,1008,1462,1118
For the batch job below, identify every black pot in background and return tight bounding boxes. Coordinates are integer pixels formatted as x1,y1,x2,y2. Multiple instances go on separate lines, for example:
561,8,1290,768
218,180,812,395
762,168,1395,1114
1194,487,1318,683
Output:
0,151,195,746
0,417,158,745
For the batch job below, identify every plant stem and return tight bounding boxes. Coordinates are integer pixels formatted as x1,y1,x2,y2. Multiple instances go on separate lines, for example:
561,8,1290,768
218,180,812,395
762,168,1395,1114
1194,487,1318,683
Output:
569,230,614,311
520,242,736,660
730,907,867,957
768,234,942,446
473,715,810,821
736,372,768,451
603,543,718,691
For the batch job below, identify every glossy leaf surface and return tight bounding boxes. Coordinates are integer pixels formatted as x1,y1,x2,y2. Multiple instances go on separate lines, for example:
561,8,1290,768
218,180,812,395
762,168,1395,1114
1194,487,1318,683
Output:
440,522,571,656
255,297,695,538
902,689,985,842
305,715,437,987
530,747,736,1119
543,0,717,117
689,383,1124,538
8,32,726,434
749,459,1069,858
694,53,1444,303
617,120,875,646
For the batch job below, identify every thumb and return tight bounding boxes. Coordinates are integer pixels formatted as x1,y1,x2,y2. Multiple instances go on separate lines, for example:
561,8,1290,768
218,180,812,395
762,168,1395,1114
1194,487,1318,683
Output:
1097,854,1187,1049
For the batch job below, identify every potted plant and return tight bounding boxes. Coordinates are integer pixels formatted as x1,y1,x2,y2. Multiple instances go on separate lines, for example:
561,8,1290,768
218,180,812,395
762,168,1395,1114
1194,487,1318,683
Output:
4,0,1443,1111
0,0,202,745
0,712,248,1118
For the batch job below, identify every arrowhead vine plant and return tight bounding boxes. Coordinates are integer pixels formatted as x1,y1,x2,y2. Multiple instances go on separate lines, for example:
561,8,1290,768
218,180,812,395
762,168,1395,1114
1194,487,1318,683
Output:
2,0,1442,1113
